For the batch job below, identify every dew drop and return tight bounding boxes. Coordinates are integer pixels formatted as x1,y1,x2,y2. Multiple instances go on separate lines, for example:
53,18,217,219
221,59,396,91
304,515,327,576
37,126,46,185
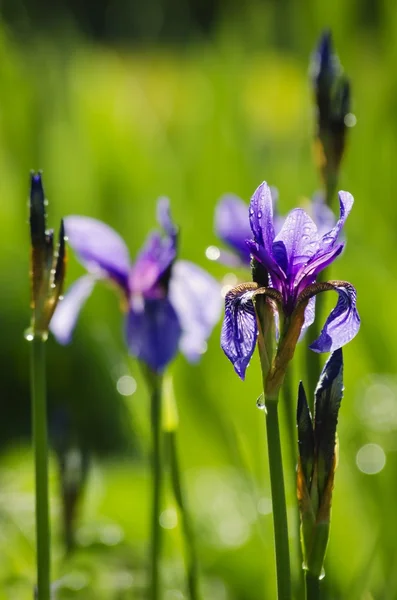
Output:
257,211,262,219
256,394,266,410
58,295,64,301
24,330,34,342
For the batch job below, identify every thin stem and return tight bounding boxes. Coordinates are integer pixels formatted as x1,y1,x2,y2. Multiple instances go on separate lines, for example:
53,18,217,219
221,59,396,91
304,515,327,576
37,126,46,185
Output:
265,399,291,600
168,431,200,600
305,571,321,600
150,375,163,600
281,368,305,600
30,336,51,600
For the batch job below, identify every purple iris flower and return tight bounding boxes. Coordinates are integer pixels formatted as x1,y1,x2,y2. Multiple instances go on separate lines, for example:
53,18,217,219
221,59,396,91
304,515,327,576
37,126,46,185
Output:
210,189,335,269
50,198,222,373
221,181,360,379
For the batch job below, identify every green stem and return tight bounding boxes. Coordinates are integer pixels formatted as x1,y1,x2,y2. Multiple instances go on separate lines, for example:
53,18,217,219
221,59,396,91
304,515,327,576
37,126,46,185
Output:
265,399,291,600
281,368,305,600
168,431,200,600
305,571,320,600
30,337,51,600
150,376,163,600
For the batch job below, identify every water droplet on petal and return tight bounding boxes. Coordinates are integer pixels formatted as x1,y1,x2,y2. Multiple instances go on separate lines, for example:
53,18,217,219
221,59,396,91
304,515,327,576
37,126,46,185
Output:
257,211,262,219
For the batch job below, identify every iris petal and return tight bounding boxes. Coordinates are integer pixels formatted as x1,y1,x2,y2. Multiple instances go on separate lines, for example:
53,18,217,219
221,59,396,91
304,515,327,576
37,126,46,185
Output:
320,191,353,251
249,182,275,252
273,209,319,276
169,260,222,362
310,282,360,353
215,194,252,264
50,275,96,344
221,285,258,379
126,297,182,372
64,216,130,292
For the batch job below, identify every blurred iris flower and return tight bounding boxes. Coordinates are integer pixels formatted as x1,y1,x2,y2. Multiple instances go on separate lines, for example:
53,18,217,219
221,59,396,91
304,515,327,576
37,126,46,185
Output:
221,181,360,379
211,190,335,269
51,198,222,372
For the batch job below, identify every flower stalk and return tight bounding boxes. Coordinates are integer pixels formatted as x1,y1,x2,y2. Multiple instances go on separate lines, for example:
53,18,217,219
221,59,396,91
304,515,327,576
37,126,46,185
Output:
164,376,201,600
264,397,292,600
147,371,163,600
27,172,66,599
30,336,51,600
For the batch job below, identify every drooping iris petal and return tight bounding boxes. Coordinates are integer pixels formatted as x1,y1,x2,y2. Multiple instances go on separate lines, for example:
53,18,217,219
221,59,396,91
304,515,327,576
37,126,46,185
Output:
320,191,353,251
249,182,275,252
50,275,96,344
126,297,182,372
64,216,131,292
310,283,360,353
169,260,222,362
273,209,319,275
215,194,252,264
221,285,258,379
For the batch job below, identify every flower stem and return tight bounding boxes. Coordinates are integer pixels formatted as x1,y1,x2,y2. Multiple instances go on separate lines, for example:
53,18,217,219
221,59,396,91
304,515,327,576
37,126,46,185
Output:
150,375,163,600
265,398,291,600
30,336,51,600
305,571,321,600
168,430,200,600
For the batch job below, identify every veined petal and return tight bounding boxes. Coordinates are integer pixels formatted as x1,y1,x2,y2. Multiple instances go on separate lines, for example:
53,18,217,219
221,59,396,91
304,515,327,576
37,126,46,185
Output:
310,282,360,353
246,240,285,294
299,296,316,340
273,208,319,275
169,260,222,362
249,182,275,252
126,297,182,372
50,275,96,344
215,194,252,264
320,191,353,251
64,216,130,292
295,243,344,294
221,284,258,380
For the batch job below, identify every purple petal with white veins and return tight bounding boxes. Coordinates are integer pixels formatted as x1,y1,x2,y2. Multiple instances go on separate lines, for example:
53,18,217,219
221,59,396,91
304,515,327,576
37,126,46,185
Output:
221,286,258,380
246,239,284,293
64,216,130,292
50,275,96,344
320,191,353,251
169,260,222,362
273,209,319,276
296,243,344,294
310,283,360,353
249,182,275,252
215,194,252,264
126,296,182,372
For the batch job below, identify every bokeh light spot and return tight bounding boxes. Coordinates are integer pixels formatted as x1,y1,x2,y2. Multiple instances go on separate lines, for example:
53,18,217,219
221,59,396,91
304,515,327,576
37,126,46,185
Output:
117,375,137,396
356,443,386,475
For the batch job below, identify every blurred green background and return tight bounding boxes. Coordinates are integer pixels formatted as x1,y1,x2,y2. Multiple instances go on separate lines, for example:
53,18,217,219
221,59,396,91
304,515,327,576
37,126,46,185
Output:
1,0,397,597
